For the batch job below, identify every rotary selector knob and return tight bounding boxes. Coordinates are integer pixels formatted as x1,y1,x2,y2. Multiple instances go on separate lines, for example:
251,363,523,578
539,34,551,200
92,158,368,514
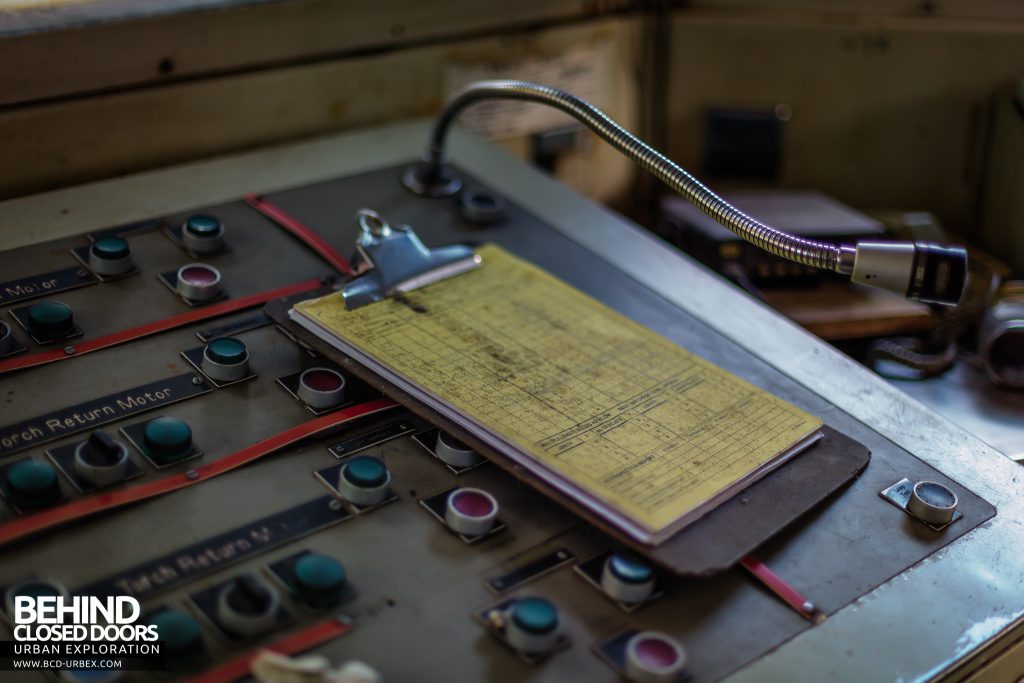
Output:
4,460,61,510
176,264,222,301
293,553,348,606
74,430,130,486
142,417,193,465
445,487,498,536
148,609,205,661
435,432,481,468
88,237,134,276
907,481,958,525
201,337,250,382
216,575,280,637
27,301,74,339
297,368,346,409
505,597,560,654
624,631,687,683
337,456,390,506
0,321,15,355
601,552,655,604
182,214,226,254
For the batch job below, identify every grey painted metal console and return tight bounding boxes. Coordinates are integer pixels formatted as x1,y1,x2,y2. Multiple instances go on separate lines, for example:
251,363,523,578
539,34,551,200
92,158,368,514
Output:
0,122,1021,682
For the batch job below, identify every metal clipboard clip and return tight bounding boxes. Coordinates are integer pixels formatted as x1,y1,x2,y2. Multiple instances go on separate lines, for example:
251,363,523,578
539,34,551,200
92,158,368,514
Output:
342,209,482,310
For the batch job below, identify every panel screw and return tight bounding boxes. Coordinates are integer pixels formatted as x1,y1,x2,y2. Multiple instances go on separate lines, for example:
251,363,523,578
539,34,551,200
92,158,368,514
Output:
192,376,203,385
185,470,199,480
329,499,343,511
63,346,75,355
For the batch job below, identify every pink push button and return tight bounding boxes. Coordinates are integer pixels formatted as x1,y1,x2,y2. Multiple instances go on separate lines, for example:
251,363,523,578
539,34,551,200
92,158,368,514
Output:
297,368,346,409
625,631,686,683
444,487,498,536
176,263,222,301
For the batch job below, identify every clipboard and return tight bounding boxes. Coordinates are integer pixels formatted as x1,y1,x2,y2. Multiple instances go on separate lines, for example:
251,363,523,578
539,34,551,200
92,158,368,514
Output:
266,264,870,576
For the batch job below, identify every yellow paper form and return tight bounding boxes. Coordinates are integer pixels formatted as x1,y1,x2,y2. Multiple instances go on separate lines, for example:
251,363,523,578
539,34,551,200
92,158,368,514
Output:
294,244,821,538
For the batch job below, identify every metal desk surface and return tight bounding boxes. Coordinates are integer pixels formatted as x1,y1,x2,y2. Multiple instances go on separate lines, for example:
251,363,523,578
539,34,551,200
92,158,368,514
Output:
891,364,1024,462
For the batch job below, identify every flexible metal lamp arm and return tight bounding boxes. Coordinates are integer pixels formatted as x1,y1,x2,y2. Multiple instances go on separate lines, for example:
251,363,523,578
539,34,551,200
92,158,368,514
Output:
403,80,967,305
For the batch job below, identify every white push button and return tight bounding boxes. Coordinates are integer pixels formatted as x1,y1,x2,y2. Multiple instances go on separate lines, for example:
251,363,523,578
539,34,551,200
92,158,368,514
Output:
907,481,958,525
435,432,481,468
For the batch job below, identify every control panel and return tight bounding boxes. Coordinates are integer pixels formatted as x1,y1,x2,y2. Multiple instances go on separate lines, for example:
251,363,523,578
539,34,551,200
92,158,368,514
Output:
0,123,1021,683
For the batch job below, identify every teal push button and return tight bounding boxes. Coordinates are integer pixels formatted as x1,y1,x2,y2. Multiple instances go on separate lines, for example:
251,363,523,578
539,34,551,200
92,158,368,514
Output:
91,237,130,260
293,553,347,605
27,301,74,339
343,456,387,488
142,417,193,464
608,552,653,584
207,338,246,364
201,337,250,382
511,597,559,634
182,214,225,254
185,214,221,237
506,597,561,654
88,237,134,277
602,551,655,603
5,460,61,510
149,609,204,660
337,456,390,506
